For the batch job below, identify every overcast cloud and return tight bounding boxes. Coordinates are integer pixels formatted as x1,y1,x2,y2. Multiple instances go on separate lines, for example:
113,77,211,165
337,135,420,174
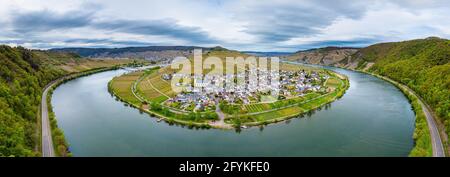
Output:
0,0,449,51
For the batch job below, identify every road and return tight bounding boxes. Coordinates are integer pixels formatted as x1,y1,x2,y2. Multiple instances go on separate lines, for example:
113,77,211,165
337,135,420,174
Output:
41,81,57,157
379,75,445,157
419,98,446,157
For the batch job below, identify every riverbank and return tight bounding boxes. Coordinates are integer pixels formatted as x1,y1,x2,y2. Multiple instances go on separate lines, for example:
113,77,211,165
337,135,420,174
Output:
108,66,349,130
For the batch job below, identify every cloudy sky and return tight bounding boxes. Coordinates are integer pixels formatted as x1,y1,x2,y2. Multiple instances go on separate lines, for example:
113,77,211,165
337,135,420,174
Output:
1,0,449,51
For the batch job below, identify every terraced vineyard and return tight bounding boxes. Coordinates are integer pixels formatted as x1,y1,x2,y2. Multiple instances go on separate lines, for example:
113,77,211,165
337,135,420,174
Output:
244,104,270,113
136,69,173,103
109,71,143,105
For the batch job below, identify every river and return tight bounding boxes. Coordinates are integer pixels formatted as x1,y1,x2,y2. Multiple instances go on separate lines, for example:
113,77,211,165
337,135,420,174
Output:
51,65,415,156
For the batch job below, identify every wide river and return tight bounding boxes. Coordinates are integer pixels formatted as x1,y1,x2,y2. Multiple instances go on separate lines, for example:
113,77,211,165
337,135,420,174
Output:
52,64,415,156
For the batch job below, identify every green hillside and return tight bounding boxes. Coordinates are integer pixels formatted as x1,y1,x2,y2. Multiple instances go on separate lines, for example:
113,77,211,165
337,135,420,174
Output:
354,37,450,151
0,46,69,156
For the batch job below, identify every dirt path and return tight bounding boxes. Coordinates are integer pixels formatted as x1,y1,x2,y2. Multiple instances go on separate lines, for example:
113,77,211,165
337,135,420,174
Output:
209,100,232,129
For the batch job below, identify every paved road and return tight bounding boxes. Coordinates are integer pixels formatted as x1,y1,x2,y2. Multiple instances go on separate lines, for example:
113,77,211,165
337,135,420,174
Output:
419,99,446,157
380,75,445,157
41,81,57,157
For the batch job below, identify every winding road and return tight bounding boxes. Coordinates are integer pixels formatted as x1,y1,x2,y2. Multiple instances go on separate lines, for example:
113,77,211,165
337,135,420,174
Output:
41,81,57,157
419,98,445,157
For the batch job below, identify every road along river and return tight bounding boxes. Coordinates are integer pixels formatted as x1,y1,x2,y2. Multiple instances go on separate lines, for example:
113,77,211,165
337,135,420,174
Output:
51,65,415,156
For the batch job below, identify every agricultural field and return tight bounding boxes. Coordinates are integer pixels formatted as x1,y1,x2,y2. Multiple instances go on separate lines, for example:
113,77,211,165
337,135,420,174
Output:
109,71,144,105
136,68,175,103
280,62,321,72
244,104,271,113
253,106,305,122
325,77,341,88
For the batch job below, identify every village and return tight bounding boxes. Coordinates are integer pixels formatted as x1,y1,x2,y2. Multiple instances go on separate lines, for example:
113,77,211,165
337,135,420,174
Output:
163,69,329,112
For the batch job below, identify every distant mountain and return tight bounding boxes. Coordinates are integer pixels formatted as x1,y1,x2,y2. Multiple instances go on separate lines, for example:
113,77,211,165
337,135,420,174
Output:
242,51,294,57
298,46,359,53
50,46,214,61
283,46,359,67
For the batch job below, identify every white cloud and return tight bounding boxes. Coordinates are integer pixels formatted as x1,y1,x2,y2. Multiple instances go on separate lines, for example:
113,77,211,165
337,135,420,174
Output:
0,0,449,51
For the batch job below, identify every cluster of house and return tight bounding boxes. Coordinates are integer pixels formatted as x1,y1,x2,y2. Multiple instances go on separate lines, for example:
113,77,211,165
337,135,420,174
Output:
279,70,327,97
166,92,216,111
163,69,328,111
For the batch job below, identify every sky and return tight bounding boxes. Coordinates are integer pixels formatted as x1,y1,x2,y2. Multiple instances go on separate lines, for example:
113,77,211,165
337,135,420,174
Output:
0,0,449,52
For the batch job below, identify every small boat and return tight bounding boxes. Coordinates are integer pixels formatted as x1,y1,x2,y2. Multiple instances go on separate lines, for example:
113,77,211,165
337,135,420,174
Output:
241,125,248,129
157,118,163,122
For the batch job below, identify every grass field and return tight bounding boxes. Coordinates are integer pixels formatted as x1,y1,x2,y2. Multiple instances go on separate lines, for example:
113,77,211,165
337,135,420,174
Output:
252,106,305,121
325,77,340,88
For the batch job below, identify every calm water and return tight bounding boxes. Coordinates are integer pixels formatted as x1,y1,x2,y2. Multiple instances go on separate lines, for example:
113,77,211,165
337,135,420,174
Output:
52,65,415,156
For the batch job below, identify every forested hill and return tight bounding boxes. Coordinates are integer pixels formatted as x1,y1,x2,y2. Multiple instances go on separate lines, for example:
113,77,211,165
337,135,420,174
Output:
0,46,70,156
0,45,133,156
355,37,450,139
